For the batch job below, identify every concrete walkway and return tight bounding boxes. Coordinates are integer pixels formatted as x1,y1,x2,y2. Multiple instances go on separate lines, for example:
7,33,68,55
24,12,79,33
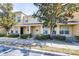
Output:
0,37,79,50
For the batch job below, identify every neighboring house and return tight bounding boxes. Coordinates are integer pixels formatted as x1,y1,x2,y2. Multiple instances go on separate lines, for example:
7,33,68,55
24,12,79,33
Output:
0,11,79,37
57,12,79,37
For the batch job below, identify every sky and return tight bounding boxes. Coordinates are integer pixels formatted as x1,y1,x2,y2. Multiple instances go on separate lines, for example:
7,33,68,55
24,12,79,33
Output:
13,3,38,15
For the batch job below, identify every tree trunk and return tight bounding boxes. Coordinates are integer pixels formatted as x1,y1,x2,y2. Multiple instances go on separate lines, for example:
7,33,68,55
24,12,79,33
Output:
50,17,56,40
50,25,53,40
50,29,52,40
5,28,10,37
6,32,9,36
6,30,9,36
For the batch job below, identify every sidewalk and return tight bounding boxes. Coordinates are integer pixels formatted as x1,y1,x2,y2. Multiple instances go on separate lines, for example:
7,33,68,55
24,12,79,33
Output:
0,37,79,50
46,41,79,50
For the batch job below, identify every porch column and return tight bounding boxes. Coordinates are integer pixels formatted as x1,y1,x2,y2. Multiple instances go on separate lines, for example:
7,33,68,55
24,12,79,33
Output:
19,27,20,35
41,25,43,34
29,26,31,34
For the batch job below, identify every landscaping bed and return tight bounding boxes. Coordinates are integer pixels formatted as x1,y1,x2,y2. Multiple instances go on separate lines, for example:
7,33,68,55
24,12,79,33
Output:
7,34,19,38
74,36,79,42
0,33,6,37
35,34,50,40
0,33,32,39
35,34,66,41
20,34,32,39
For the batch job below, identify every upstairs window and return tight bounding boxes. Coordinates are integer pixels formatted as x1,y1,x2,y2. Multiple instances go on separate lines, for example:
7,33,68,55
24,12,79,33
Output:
23,16,28,23
17,16,21,22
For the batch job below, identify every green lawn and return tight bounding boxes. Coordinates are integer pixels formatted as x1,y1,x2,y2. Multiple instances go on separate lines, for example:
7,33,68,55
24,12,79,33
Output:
30,46,79,56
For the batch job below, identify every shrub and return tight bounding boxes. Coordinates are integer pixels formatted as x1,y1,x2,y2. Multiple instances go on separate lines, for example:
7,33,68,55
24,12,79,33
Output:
35,34,50,40
74,36,79,41
20,34,31,39
8,34,19,38
55,35,66,41
0,33,6,37
35,34,66,41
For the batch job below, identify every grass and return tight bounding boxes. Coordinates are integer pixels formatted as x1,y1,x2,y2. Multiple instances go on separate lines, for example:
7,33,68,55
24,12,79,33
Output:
31,46,79,56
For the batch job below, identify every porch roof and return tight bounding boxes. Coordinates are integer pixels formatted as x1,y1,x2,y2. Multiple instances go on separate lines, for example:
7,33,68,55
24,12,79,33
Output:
15,23,43,26
58,21,79,25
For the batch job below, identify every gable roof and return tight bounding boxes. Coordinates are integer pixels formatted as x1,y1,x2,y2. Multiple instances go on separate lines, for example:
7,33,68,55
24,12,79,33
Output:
14,11,27,16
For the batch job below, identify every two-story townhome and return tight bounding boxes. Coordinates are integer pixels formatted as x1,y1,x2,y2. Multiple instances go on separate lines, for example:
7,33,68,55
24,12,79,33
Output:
9,11,44,35
56,12,79,37
0,11,79,37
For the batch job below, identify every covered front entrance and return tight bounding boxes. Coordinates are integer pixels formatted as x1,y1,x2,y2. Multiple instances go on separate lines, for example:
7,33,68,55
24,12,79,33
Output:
15,23,43,35
19,26,30,35
19,25,43,35
20,27,24,34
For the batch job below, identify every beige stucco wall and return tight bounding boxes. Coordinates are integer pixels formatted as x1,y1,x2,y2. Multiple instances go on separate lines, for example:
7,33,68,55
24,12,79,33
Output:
72,24,79,36
31,26,42,35
9,26,20,34
23,26,29,34
69,26,73,36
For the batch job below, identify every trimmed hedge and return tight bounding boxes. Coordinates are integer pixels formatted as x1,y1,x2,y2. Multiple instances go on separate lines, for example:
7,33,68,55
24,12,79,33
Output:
8,34,19,38
0,33,6,37
54,35,66,41
35,34,66,41
35,34,50,40
20,34,31,39
74,36,79,41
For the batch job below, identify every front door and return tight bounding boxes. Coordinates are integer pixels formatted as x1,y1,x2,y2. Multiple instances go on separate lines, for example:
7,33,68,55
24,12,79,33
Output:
20,27,24,34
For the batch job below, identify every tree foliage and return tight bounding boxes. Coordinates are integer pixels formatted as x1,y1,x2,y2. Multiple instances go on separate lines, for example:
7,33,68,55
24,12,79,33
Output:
33,3,79,39
0,3,16,35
